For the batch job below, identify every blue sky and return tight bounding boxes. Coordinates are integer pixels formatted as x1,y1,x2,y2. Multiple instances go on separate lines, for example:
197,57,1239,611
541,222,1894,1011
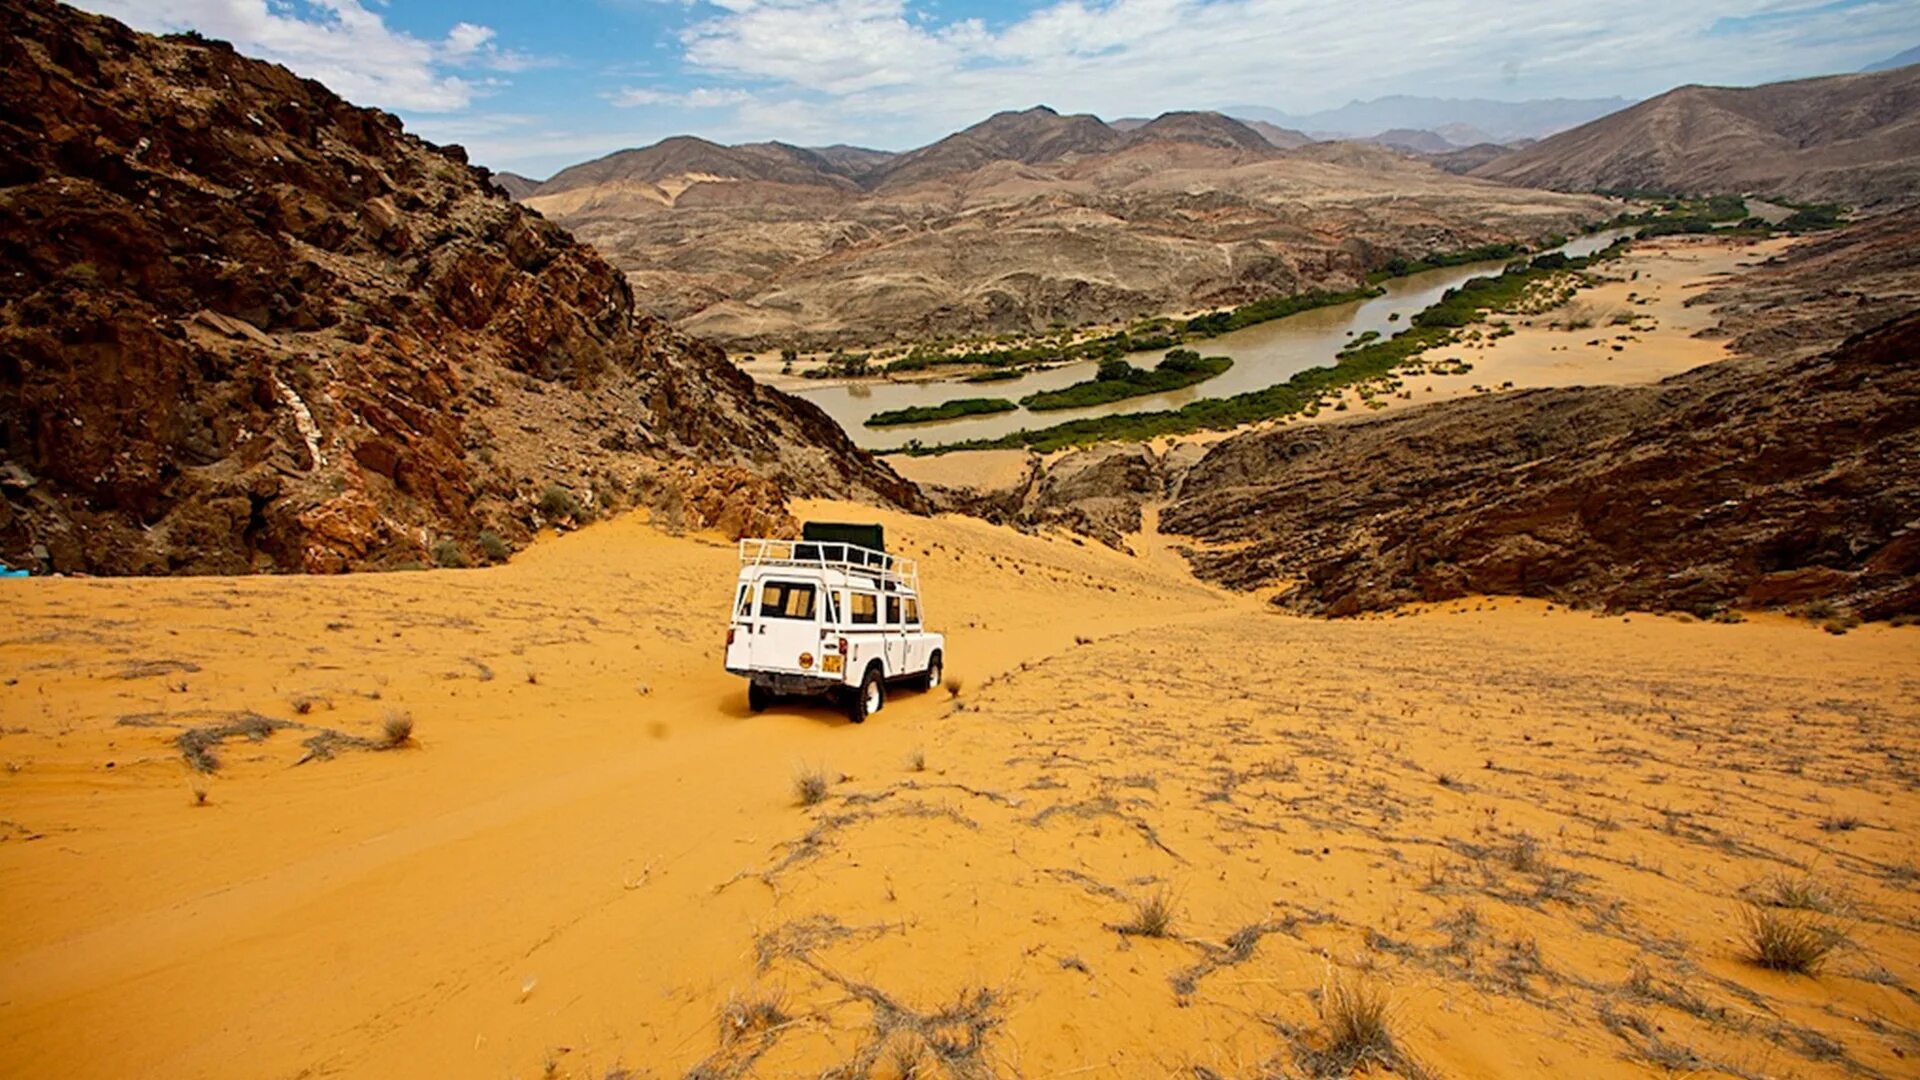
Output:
78,0,1920,177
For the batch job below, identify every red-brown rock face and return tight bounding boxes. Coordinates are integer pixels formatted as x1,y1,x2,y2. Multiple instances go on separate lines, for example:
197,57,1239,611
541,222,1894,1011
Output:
0,1,920,575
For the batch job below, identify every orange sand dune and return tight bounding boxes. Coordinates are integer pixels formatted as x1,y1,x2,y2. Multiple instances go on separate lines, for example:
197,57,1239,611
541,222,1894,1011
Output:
1,505,1915,1078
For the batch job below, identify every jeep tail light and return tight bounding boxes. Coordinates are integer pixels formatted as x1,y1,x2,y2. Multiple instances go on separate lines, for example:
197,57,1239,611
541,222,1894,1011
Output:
837,637,848,655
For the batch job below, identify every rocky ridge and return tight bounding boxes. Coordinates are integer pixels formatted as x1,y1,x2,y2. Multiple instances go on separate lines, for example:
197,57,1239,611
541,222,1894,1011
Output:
0,1,919,576
1473,66,1920,209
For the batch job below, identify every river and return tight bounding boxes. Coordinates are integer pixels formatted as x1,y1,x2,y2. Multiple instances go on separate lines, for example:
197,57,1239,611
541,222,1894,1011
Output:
794,229,1636,449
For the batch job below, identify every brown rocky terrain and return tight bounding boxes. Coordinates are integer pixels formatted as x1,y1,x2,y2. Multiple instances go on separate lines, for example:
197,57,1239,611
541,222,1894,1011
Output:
1473,66,1920,209
1158,212,1920,619
926,214,1920,621
0,0,919,577
518,107,1612,348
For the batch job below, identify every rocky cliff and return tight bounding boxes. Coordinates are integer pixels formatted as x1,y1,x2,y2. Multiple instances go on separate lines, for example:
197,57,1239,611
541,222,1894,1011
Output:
1162,313,1920,619
0,1,920,575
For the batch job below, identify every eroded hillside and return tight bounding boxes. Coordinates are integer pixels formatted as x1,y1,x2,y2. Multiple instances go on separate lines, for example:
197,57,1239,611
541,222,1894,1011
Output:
519,108,1613,349
0,1,919,576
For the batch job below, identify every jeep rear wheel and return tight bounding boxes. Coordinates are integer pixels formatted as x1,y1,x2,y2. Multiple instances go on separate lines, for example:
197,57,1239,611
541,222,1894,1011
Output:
748,682,771,713
848,665,884,724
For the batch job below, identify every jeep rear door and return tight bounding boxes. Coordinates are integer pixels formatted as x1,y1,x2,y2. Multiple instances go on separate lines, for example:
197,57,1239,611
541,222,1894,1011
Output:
751,579,822,674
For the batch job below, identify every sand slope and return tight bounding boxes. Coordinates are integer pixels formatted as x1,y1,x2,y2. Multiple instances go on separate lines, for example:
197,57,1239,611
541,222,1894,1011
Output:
1,508,1916,1077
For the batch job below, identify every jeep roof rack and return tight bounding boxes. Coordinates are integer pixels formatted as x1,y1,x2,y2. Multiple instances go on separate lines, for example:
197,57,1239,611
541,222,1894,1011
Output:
739,536,920,593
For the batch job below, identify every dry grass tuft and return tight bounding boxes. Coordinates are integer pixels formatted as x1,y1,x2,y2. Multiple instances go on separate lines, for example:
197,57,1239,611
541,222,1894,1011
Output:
794,765,831,807
908,746,927,772
719,987,791,1043
945,675,965,698
380,710,415,748
1756,872,1836,913
189,780,210,807
1739,904,1836,973
1296,968,1424,1078
1115,887,1176,938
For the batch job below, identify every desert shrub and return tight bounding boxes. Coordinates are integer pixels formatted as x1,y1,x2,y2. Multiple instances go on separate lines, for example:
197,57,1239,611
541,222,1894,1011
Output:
478,531,510,562
1740,905,1835,973
538,484,579,519
793,765,830,807
430,539,466,569
380,710,415,748
1116,888,1175,937
719,987,790,1043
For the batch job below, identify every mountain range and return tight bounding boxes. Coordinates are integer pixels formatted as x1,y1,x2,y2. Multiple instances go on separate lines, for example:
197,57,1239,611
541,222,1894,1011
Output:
1227,95,1633,142
512,107,1607,348
1473,65,1920,208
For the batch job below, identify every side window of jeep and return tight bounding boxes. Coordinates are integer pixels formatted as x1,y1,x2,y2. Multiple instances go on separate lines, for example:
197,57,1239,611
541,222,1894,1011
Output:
885,596,901,624
850,592,878,625
905,598,920,626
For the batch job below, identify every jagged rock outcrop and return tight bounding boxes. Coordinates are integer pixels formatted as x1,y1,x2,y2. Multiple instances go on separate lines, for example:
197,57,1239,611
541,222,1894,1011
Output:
1162,314,1920,618
0,0,920,575
924,443,1206,550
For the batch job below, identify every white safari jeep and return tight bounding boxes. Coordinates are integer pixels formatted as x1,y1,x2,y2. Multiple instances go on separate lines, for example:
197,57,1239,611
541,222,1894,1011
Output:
724,523,945,723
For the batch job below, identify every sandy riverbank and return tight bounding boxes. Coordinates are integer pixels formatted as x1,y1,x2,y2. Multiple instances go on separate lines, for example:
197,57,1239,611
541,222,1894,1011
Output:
1,503,1915,1077
1302,233,1792,422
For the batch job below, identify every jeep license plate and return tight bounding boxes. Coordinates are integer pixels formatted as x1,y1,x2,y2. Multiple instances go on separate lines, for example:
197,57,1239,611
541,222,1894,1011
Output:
823,655,843,674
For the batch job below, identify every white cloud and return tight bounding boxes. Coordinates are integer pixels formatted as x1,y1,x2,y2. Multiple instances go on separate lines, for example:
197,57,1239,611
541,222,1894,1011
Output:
71,0,536,111
606,85,755,107
665,0,1920,147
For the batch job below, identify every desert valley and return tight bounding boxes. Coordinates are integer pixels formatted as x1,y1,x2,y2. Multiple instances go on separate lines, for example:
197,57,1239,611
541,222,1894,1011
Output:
2,1,1919,1077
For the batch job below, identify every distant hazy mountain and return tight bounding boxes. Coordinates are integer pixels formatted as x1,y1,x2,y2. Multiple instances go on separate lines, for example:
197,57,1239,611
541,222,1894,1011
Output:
490,171,542,199
1472,66,1920,209
1359,129,1456,154
1123,110,1274,151
1863,45,1920,72
1114,114,1313,148
1230,95,1633,142
1239,119,1315,149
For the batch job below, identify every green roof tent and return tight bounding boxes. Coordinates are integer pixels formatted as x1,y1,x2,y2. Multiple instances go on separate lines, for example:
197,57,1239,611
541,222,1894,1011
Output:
801,521,885,554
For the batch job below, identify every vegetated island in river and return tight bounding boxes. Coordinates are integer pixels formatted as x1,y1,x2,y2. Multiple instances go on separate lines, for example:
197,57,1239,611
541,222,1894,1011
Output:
878,285,1385,379
1019,350,1232,412
865,397,1019,427
884,240,1629,454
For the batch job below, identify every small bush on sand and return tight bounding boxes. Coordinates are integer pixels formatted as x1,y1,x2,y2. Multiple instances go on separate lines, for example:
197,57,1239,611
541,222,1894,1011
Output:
381,710,415,748
908,747,927,772
719,987,790,1042
794,765,830,807
1293,968,1429,1078
431,539,466,569
478,531,510,563
1321,971,1394,1063
1758,872,1834,913
1116,887,1175,937
945,675,965,698
1740,904,1835,973
538,484,580,520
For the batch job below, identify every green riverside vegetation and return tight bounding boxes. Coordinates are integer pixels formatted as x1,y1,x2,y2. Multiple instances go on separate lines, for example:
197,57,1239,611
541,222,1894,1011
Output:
1364,242,1528,283
881,285,1383,376
886,241,1627,454
864,396,1017,427
1019,350,1232,411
